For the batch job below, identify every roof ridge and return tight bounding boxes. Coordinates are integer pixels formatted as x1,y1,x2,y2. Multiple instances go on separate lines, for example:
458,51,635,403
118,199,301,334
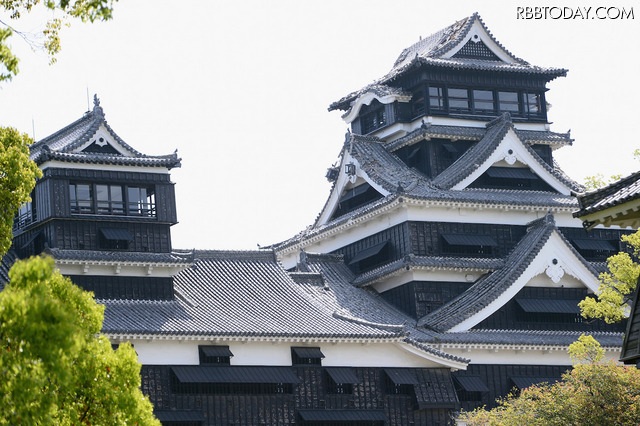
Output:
432,114,512,189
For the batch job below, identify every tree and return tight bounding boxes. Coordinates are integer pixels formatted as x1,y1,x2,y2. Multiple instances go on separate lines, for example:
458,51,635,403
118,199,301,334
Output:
459,335,640,425
0,256,160,425
0,128,41,255
578,230,640,323
1,0,118,81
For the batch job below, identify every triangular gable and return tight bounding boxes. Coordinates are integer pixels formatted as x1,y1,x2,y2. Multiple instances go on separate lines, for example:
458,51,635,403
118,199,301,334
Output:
439,15,523,64
419,215,600,332
451,39,500,61
315,141,389,227
75,124,136,157
432,114,579,195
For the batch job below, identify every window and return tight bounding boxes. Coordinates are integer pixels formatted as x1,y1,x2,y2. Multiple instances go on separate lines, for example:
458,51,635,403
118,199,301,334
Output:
96,184,124,215
453,376,489,402
199,346,233,365
348,240,390,273
441,234,498,257
70,183,156,217
360,107,387,134
448,88,470,111
473,90,494,112
291,347,324,365
99,228,132,250
524,92,543,115
383,369,418,395
128,186,156,216
411,87,426,117
70,183,93,214
14,200,35,230
326,368,358,395
498,91,520,113
428,86,445,110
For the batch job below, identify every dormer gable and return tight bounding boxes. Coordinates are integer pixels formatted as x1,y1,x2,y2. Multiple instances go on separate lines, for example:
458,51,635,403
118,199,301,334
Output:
317,138,388,226
431,114,582,195
77,126,132,156
418,214,601,332
437,14,524,64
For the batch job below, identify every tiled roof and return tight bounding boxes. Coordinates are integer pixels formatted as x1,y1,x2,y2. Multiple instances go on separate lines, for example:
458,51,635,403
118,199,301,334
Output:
430,114,582,191
29,95,181,169
299,253,468,364
101,250,410,340
384,122,572,153
351,255,504,287
329,14,567,111
418,214,598,331
435,329,623,348
46,248,195,265
431,114,513,189
275,188,577,252
340,85,412,119
33,150,180,168
574,170,640,218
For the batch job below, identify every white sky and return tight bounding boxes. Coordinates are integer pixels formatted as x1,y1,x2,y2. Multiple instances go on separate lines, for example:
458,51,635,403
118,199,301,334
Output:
1,1,639,250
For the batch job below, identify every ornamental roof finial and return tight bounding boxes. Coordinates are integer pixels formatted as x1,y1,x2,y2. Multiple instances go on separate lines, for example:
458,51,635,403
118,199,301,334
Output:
92,94,104,118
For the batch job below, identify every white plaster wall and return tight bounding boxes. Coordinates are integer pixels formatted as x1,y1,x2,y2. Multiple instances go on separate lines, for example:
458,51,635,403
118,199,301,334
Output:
373,270,479,293
444,347,621,365
134,340,200,365
131,340,445,368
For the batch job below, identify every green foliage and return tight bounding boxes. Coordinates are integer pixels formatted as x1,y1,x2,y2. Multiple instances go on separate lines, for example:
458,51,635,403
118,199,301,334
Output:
568,334,605,364
583,173,623,191
0,0,118,79
0,128,41,256
459,360,640,426
579,230,640,323
0,256,159,425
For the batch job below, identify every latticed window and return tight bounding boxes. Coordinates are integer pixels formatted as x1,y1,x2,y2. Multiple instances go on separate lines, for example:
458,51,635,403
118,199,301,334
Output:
361,108,386,134
452,39,501,60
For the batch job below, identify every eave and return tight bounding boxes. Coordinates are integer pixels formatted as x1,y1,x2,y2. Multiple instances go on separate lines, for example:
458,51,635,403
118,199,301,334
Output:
577,199,640,230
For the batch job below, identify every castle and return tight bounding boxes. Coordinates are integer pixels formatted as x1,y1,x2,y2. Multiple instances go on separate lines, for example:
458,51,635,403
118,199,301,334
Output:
7,13,628,426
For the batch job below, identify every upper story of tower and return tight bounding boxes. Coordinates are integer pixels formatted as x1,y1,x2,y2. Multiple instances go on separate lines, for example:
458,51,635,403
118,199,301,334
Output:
13,96,182,259
329,13,567,139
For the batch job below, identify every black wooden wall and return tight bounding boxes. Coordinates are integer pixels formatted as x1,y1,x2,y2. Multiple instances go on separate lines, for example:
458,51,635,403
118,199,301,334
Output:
473,287,627,332
142,366,455,426
452,364,570,412
69,275,174,300
381,281,472,319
